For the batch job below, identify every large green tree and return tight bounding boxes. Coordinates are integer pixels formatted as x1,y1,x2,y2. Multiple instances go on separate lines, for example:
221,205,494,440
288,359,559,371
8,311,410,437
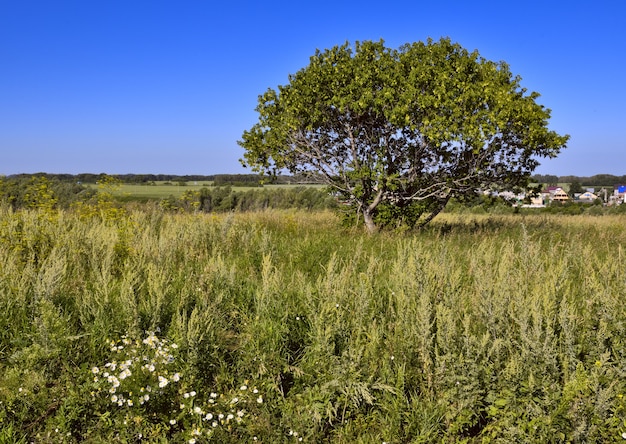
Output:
239,38,569,232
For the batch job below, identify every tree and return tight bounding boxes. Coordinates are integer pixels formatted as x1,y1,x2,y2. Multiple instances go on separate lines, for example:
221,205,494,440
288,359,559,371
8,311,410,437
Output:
568,180,584,196
239,38,569,232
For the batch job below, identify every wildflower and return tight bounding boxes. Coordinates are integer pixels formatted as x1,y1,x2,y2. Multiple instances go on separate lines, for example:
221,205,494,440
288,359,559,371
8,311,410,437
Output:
204,413,213,421
253,388,259,394
194,406,202,415
257,396,263,404
189,390,196,397
230,397,239,404
189,439,196,444
127,399,133,406
158,376,169,388
111,395,118,403
212,421,218,428
169,419,177,425
172,373,181,382
237,410,245,417
119,369,132,380
210,392,217,398
240,385,248,391
622,432,626,440
227,413,234,421
91,367,100,374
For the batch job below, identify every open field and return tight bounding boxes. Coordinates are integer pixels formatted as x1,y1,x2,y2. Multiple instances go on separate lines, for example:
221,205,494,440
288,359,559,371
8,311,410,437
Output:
1,207,626,442
87,182,325,200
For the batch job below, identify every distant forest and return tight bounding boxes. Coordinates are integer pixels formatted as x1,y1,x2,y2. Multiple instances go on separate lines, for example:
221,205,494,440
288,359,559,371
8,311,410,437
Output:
2,173,320,185
530,174,626,186
4,172,626,186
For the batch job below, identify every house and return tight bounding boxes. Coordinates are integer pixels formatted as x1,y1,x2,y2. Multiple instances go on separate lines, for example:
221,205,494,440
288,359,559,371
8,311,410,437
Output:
542,186,569,202
613,185,626,204
577,191,598,202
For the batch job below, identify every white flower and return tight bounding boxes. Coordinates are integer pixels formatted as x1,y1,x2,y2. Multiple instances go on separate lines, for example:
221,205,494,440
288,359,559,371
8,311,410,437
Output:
240,385,248,391
169,419,177,425
227,413,234,420
257,396,263,404
622,432,626,439
111,395,118,403
158,376,169,388
190,390,196,397
119,369,132,380
91,367,100,374
204,413,213,421
127,399,133,406
194,406,202,415
172,373,180,382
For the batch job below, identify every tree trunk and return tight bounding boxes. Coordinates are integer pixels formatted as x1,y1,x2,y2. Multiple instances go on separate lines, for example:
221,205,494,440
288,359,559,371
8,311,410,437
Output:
417,196,450,229
363,208,378,234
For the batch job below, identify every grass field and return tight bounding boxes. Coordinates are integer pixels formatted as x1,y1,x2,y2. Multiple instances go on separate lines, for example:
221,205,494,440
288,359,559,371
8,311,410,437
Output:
1,206,626,442
87,182,324,199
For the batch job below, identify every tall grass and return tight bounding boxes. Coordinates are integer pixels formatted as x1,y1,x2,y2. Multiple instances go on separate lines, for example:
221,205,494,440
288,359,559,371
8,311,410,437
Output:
1,206,626,442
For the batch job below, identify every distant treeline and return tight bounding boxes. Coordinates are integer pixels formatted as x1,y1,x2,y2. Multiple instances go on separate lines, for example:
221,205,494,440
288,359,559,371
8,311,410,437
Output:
3,173,322,185
161,186,337,212
531,174,626,186
0,174,335,212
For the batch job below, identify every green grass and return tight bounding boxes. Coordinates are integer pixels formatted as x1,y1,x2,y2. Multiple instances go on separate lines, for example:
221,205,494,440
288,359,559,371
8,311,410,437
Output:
87,182,325,200
2,207,626,442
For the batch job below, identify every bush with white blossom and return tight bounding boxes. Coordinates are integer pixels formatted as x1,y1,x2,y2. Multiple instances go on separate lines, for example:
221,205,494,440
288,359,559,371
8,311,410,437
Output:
90,331,264,442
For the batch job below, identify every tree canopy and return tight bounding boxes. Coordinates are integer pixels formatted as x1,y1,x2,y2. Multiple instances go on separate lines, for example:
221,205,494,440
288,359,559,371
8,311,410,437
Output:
239,38,569,232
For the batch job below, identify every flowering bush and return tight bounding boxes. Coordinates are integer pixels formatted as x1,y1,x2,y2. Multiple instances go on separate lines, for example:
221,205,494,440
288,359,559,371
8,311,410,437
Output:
90,331,264,442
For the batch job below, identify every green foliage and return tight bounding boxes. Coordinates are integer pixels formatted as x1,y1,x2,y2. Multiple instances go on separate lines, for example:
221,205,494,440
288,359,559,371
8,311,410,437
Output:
160,186,337,213
0,176,94,211
239,38,569,232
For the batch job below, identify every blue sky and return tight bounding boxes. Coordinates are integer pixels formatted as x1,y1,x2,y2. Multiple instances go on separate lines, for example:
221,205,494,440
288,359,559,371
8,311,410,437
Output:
1,1,624,176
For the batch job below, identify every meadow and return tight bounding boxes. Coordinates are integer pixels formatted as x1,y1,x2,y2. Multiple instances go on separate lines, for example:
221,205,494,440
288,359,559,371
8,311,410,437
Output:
1,205,626,442
86,182,326,200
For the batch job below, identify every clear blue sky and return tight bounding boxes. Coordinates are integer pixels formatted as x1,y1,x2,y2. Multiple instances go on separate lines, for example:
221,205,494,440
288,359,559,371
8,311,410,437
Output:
1,1,624,176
